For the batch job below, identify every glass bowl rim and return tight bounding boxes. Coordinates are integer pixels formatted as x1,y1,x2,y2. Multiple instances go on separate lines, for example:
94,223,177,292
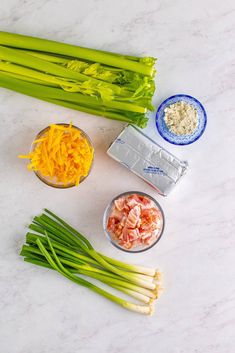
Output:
103,191,165,253
31,123,94,189
155,94,207,146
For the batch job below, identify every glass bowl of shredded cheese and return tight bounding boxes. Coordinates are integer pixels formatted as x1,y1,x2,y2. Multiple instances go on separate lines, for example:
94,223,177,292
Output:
155,94,207,145
19,123,94,188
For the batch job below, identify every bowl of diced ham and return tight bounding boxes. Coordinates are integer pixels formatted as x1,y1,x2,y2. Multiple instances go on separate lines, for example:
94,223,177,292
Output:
103,192,165,252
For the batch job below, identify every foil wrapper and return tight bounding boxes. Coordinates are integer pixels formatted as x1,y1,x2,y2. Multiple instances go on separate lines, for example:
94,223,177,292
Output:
107,125,188,196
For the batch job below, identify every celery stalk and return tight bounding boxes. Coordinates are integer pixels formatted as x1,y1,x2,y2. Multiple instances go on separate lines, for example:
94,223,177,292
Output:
0,71,145,112
0,31,156,127
0,72,147,126
0,31,155,76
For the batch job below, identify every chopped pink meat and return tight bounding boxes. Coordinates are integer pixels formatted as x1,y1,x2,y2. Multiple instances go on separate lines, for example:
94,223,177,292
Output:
126,195,140,208
138,195,155,209
114,197,125,211
125,205,141,228
128,228,140,241
111,208,123,221
120,215,127,227
107,193,163,250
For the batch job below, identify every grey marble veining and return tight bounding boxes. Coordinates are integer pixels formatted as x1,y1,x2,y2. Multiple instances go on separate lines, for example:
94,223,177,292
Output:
0,0,235,352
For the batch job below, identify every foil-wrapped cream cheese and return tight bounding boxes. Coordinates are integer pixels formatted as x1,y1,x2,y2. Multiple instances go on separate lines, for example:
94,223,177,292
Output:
107,125,188,196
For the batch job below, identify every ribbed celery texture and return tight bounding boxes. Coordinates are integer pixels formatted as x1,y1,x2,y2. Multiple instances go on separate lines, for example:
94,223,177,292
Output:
0,31,156,127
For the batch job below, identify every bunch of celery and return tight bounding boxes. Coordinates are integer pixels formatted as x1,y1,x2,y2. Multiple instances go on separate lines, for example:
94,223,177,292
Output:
20,209,162,315
0,32,156,128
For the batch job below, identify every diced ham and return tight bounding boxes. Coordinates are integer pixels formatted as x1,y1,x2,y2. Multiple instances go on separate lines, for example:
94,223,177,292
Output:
141,231,152,240
138,195,155,209
107,217,116,232
144,236,153,245
111,208,123,221
127,228,140,241
126,205,141,228
123,242,132,249
120,215,127,227
136,218,141,228
114,197,125,211
126,195,139,209
107,193,163,250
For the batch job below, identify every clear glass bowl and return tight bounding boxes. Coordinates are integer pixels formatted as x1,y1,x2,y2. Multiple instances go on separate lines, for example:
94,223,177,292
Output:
156,94,207,145
103,191,165,253
31,123,94,188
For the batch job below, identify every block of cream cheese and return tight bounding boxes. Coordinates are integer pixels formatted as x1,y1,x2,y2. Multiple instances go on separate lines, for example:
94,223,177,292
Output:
107,125,188,196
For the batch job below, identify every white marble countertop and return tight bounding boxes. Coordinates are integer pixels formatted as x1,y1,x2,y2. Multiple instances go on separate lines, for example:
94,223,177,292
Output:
0,1,234,352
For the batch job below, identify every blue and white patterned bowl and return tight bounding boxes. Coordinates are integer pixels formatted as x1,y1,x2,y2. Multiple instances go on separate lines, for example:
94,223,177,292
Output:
155,94,207,145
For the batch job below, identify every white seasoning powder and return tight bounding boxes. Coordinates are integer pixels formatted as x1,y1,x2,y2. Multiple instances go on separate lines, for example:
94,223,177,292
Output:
164,101,198,135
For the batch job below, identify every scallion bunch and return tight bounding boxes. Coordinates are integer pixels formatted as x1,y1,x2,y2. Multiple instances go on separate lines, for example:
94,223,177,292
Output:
20,209,162,315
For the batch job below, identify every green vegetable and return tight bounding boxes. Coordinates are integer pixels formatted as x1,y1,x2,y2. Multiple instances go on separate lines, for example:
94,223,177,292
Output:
20,209,162,314
0,31,156,128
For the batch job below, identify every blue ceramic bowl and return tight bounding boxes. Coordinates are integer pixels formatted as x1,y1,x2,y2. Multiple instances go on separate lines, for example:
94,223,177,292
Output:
156,94,207,145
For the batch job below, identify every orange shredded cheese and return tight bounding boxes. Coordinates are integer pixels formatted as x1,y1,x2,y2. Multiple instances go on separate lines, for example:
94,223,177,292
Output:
19,124,94,186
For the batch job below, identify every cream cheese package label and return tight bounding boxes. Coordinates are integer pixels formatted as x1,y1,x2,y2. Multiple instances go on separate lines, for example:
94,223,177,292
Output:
107,125,188,196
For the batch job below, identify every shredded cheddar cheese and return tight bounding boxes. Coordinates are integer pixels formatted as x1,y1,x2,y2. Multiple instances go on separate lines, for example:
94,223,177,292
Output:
19,123,94,186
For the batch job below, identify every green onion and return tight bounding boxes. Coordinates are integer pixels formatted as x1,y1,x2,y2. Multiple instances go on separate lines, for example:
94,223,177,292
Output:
43,208,157,277
37,237,152,314
0,31,156,127
20,209,162,314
